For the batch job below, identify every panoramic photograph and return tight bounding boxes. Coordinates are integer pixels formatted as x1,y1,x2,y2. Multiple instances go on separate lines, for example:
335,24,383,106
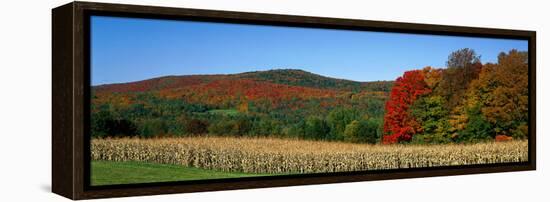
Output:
89,16,529,186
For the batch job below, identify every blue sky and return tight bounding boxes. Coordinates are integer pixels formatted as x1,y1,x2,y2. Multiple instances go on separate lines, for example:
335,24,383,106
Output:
91,16,528,85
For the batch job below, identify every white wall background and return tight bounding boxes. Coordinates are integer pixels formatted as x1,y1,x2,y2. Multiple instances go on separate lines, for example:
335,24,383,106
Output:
0,0,547,201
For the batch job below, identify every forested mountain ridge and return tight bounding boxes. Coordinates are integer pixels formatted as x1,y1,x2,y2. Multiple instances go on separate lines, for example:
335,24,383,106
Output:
93,69,394,93
91,69,391,141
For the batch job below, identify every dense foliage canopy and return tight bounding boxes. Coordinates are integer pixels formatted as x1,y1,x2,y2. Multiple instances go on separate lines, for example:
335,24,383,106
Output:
383,49,528,144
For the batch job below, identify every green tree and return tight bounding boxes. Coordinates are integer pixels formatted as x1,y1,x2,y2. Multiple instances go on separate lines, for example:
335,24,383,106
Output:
138,118,168,138
366,99,385,118
233,116,252,136
91,110,112,138
458,104,493,142
208,118,235,135
253,119,274,136
410,96,452,143
91,109,138,137
344,119,380,144
327,108,360,140
285,120,306,138
304,116,330,140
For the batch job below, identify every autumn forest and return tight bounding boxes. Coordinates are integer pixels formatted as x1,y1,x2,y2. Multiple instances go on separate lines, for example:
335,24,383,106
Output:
91,48,528,145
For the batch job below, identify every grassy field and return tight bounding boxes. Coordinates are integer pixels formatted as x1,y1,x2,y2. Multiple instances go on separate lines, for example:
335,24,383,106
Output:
92,136,528,175
91,161,266,185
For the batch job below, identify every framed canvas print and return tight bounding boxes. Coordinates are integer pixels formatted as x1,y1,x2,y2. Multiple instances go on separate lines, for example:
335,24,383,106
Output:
52,1,536,200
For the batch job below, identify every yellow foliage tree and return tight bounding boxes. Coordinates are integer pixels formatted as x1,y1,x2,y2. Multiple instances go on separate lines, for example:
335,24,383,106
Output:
457,50,528,138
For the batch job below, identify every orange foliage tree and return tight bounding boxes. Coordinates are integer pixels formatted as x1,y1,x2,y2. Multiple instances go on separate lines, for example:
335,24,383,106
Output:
461,50,528,138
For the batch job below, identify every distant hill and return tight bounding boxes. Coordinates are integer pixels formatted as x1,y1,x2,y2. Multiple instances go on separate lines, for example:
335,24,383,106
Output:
237,69,392,91
93,69,393,94
91,69,392,139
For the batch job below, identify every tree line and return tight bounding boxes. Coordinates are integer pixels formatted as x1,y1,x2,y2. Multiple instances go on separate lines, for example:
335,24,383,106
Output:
383,49,528,144
91,90,387,144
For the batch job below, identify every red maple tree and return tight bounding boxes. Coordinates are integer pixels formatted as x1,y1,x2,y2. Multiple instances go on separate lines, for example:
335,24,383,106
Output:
383,70,431,144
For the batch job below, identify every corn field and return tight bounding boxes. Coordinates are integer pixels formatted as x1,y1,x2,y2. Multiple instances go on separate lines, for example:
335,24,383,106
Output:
91,137,528,174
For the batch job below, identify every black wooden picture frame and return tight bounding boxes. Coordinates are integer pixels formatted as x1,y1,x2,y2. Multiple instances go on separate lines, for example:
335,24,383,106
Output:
52,1,536,200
